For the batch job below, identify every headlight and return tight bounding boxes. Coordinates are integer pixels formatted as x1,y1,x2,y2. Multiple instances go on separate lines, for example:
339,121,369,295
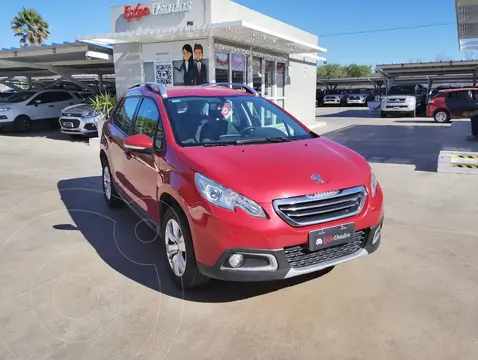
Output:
0,107,11,112
82,110,96,117
370,168,377,197
195,173,267,218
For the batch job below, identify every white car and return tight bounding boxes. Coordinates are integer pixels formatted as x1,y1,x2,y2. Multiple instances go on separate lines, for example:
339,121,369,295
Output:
323,93,346,105
59,102,104,137
0,89,83,132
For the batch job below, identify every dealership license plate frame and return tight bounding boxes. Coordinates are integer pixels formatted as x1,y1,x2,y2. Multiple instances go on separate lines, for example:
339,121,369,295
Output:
308,223,356,251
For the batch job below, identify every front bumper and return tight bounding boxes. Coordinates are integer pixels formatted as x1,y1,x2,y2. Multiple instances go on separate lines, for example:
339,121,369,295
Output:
381,103,415,112
59,116,99,135
323,99,341,104
347,99,366,104
197,218,383,281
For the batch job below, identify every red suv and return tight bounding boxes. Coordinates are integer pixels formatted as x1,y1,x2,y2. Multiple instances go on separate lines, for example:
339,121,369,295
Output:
427,88,478,123
100,82,384,289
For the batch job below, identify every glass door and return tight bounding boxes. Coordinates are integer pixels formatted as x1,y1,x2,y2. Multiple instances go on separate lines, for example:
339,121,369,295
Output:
231,54,246,84
275,62,286,108
215,51,229,83
252,57,262,96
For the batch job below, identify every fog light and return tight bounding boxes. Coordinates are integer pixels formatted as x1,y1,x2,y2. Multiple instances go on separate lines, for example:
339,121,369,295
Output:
228,254,244,268
372,224,382,245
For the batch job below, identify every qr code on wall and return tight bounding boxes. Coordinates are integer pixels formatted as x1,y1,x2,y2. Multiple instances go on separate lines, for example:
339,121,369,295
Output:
154,63,173,85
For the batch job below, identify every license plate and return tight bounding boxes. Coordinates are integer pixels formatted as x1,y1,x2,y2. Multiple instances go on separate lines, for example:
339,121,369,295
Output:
63,122,73,128
308,223,355,251
393,107,400,109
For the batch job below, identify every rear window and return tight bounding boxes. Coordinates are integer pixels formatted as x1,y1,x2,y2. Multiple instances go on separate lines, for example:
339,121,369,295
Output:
447,91,468,99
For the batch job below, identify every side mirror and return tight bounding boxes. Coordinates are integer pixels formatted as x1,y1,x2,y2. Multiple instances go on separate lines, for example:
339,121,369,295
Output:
33,99,42,106
124,134,154,154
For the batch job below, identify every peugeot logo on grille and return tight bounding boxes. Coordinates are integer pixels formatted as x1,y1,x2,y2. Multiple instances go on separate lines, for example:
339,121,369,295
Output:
311,173,325,184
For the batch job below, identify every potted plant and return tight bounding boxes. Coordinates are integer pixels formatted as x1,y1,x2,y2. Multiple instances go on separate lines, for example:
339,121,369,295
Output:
90,92,117,139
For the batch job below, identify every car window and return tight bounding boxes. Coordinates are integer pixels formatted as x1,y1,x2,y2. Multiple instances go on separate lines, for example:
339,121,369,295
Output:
133,97,163,148
32,92,56,104
448,91,468,99
5,91,36,103
164,95,312,147
52,92,74,101
115,97,140,134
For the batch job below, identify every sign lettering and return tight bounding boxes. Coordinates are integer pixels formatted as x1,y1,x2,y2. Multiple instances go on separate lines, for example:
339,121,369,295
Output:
123,0,193,22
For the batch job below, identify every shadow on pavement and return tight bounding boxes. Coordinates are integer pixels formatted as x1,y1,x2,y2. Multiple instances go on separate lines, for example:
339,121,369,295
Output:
56,176,332,303
316,109,372,118
393,120,439,124
0,123,91,143
323,124,450,172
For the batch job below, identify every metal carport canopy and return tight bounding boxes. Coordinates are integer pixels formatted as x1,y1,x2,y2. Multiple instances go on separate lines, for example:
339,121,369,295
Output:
0,41,114,91
455,0,478,50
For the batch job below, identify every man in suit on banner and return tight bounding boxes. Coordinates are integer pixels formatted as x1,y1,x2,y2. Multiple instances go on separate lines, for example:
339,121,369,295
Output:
194,43,208,85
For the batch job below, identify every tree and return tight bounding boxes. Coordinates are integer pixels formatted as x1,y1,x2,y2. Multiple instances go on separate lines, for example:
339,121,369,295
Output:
464,51,476,60
316,64,345,79
343,64,372,78
435,53,451,62
11,7,50,47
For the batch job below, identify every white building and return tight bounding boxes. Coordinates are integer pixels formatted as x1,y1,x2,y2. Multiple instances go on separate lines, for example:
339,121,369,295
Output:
79,0,326,123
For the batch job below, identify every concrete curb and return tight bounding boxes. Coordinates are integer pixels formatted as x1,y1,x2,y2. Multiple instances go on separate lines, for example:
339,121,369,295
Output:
89,137,100,147
309,121,326,129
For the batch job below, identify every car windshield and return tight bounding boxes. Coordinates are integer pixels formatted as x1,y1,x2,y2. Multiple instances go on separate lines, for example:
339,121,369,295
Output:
327,90,342,95
164,95,315,147
3,91,36,103
387,85,415,95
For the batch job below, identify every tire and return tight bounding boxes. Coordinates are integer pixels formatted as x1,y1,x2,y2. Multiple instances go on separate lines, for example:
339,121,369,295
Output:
380,111,387,118
101,160,123,208
13,115,32,133
433,109,450,123
162,207,209,289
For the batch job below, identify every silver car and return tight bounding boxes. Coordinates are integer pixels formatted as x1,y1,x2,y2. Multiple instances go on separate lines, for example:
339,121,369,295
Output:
59,103,103,136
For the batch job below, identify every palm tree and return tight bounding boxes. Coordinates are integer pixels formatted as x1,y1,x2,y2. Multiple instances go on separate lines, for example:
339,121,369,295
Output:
11,7,50,47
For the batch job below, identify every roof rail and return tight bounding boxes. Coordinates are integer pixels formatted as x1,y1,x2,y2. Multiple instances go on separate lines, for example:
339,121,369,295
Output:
128,82,168,98
199,82,259,96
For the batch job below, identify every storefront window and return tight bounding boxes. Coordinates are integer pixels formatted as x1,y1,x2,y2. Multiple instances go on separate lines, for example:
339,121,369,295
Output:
231,54,245,84
144,62,155,82
253,57,262,95
215,51,229,83
264,60,274,98
276,62,285,98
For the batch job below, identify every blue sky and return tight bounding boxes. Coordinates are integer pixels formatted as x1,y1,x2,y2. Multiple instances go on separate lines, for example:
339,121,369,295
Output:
0,0,465,66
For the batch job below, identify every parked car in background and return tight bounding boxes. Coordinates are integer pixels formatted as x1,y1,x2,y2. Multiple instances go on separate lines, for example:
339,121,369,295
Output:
323,90,347,106
0,89,84,132
99,82,384,289
316,89,324,107
345,89,374,106
0,89,18,98
426,88,478,123
59,92,115,137
380,83,427,117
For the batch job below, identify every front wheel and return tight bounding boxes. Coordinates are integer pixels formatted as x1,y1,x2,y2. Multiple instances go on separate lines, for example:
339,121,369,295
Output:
102,161,123,208
162,207,209,289
13,115,32,133
434,110,450,123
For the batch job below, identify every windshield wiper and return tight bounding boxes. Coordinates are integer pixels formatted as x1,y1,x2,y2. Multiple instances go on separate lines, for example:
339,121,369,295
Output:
235,137,294,144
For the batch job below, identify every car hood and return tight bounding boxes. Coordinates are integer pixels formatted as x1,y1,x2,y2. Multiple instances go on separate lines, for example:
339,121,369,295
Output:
178,137,371,202
348,93,366,97
325,94,342,98
61,103,91,112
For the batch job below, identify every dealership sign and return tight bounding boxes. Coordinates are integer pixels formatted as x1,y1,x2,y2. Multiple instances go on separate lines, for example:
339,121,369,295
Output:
124,1,193,22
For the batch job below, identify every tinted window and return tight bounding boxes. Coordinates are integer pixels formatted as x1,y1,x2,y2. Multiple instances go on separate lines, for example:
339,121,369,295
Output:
115,97,140,134
387,85,416,95
133,97,162,148
164,95,312,147
5,92,36,103
52,92,74,101
448,91,468,99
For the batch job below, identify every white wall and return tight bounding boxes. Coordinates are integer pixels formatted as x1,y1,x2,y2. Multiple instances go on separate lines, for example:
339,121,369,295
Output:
286,55,318,125
113,43,143,97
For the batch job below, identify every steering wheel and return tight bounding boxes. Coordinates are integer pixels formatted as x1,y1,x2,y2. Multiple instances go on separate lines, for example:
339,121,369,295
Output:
240,126,256,135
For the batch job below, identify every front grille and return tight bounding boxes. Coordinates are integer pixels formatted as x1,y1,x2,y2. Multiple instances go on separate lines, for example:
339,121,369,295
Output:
349,96,359,100
62,112,83,117
284,230,367,269
387,98,406,103
273,186,366,227
60,119,80,128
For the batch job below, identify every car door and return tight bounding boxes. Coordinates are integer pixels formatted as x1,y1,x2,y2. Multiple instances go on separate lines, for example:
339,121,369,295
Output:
50,91,77,116
106,96,142,199
445,90,472,118
122,97,164,221
26,92,57,120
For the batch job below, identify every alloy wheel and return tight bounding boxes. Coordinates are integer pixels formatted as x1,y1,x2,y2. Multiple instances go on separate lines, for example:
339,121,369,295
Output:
103,165,112,200
164,218,187,277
